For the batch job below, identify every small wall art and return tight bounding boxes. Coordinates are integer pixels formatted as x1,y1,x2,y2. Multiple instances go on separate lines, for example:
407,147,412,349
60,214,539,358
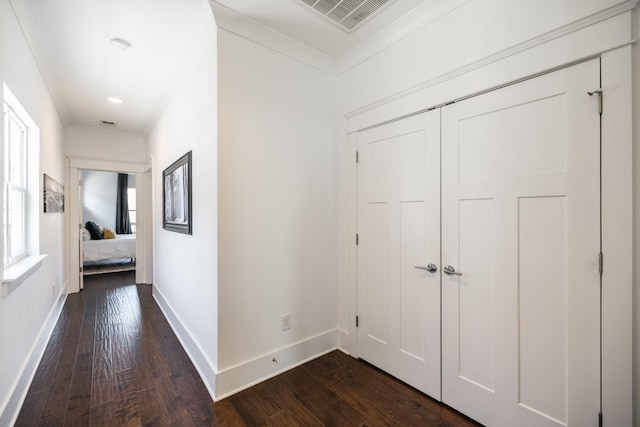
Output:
43,173,64,213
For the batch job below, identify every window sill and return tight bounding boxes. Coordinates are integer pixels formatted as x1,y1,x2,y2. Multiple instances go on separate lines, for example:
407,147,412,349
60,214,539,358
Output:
2,254,47,298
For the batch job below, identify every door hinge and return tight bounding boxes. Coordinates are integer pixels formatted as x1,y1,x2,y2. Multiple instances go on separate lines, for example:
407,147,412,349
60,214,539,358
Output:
356,315,359,327
356,150,359,164
356,234,359,245
598,252,603,276
79,223,82,229
598,411,603,427
588,88,603,114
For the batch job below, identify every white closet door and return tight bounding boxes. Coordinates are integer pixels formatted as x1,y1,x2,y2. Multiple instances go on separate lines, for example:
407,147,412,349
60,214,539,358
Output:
441,60,601,427
357,110,441,398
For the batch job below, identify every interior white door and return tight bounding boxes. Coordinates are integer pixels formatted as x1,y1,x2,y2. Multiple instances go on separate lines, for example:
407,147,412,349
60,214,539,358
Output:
441,60,601,426
356,109,440,398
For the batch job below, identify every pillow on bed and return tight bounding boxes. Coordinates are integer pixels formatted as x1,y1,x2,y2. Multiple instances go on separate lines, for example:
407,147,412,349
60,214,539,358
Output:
81,228,91,241
102,228,116,239
85,221,103,240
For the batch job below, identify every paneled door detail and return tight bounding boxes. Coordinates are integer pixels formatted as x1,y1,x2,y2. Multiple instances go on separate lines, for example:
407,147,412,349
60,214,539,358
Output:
441,60,601,427
356,110,441,399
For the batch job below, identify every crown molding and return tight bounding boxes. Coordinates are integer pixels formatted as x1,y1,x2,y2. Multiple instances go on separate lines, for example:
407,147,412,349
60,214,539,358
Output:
209,1,338,76
345,0,638,119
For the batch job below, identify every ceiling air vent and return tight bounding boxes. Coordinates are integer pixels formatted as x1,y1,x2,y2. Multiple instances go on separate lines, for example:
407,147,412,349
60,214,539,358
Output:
298,0,394,32
99,120,117,127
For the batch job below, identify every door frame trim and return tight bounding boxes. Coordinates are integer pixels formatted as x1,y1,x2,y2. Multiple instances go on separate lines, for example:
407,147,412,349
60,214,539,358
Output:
599,45,633,426
66,157,148,294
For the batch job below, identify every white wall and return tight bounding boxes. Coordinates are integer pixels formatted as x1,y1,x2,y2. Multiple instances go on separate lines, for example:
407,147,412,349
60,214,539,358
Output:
216,29,337,396
66,124,146,164
0,0,66,423
81,170,118,229
80,171,135,231
631,6,640,426
146,2,218,397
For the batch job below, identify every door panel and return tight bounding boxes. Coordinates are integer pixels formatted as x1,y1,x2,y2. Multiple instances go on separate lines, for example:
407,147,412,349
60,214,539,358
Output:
518,196,567,421
458,198,495,392
365,202,389,344
399,201,427,360
441,59,601,427
357,110,441,399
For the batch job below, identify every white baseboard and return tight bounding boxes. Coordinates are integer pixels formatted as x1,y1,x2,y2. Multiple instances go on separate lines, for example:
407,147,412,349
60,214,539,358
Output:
337,327,353,356
152,287,217,400
215,329,337,400
152,288,338,402
0,287,67,426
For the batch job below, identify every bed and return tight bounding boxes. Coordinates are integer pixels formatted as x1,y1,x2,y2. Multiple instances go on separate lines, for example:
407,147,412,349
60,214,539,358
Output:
82,233,136,263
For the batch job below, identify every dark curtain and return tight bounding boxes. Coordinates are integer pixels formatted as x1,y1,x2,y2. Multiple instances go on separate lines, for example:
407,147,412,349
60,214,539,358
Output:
116,173,132,234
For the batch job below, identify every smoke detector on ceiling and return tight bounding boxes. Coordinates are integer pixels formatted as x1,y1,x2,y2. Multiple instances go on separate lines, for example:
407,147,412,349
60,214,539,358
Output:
109,37,131,51
298,0,394,32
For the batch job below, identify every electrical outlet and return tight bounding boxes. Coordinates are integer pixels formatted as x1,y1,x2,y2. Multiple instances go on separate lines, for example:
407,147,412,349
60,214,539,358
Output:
281,313,291,331
52,282,56,295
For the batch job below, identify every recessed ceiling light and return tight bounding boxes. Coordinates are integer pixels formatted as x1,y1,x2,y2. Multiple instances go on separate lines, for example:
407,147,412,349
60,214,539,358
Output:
107,97,124,104
109,37,132,51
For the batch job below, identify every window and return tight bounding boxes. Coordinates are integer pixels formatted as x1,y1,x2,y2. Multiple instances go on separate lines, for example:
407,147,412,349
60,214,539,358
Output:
127,186,136,233
2,83,40,271
3,103,27,265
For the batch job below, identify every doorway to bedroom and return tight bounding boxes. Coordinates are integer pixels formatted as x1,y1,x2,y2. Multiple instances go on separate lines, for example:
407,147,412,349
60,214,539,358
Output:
80,170,137,277
67,158,152,294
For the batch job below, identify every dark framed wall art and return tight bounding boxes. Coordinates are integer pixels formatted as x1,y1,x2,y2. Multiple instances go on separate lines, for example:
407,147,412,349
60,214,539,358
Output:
163,151,192,234
43,173,64,213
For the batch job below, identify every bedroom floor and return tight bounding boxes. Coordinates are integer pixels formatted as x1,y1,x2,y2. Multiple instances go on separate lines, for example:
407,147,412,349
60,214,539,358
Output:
15,271,479,426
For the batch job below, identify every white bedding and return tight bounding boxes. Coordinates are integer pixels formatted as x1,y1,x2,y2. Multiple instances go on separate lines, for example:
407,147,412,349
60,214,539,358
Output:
83,234,136,262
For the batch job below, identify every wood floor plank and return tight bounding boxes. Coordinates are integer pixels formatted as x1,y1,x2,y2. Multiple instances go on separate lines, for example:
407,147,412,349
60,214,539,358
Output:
148,313,192,379
111,323,132,373
210,400,247,426
140,323,172,380
136,386,171,426
113,369,141,426
63,350,93,427
226,384,284,424
91,335,114,408
13,390,47,427
94,291,111,342
279,367,368,426
27,297,81,394
243,377,323,426
89,401,115,427
37,300,85,426
64,290,98,427
303,351,422,425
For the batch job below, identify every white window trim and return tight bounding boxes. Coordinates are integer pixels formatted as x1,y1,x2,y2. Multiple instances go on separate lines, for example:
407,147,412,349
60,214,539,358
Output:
4,104,28,265
2,83,44,297
2,254,47,297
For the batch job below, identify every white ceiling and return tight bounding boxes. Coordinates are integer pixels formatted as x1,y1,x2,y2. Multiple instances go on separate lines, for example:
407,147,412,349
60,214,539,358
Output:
11,0,438,135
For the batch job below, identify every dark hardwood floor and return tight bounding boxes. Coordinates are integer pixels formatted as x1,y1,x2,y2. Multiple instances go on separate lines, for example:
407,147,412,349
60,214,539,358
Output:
15,271,479,426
